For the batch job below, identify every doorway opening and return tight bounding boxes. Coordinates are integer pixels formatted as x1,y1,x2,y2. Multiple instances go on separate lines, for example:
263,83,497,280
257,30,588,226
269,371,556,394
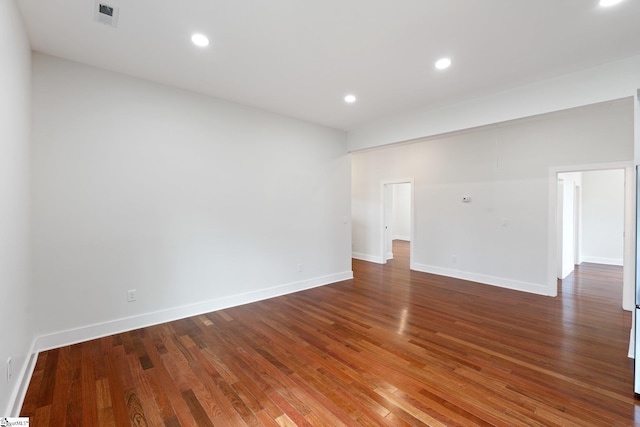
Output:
551,163,634,310
381,179,414,269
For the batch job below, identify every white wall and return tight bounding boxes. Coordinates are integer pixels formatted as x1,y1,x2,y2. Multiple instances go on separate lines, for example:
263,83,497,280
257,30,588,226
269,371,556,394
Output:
31,53,352,349
581,169,625,265
392,183,411,240
352,99,633,296
0,0,33,416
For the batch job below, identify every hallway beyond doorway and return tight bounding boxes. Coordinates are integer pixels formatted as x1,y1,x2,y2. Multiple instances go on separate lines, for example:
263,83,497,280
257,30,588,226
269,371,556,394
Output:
387,239,410,270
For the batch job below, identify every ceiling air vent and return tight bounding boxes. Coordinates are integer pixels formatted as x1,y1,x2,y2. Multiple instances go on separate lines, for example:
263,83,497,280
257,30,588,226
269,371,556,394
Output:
94,1,119,27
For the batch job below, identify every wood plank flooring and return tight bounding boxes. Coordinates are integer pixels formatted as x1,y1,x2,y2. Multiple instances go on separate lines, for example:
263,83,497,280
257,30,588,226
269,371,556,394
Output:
21,241,639,426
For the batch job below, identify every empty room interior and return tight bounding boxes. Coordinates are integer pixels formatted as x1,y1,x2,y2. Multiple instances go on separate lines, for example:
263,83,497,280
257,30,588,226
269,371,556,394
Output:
3,0,640,425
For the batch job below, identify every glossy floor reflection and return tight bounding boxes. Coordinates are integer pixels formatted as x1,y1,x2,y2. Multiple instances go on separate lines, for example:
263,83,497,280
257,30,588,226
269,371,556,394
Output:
21,240,640,426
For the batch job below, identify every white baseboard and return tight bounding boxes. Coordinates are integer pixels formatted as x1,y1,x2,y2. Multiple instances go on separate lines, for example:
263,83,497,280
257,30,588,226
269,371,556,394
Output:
580,256,623,266
5,341,38,417
9,271,353,414
34,270,353,352
352,252,384,264
392,235,411,242
386,252,394,260
412,263,549,296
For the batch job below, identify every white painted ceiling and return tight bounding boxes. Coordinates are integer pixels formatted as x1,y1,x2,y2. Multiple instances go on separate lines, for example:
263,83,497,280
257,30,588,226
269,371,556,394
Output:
17,0,640,130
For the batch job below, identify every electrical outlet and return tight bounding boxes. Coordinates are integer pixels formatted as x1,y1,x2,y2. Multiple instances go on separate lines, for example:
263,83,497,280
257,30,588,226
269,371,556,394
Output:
452,255,457,264
7,357,12,382
127,289,137,302
298,263,303,272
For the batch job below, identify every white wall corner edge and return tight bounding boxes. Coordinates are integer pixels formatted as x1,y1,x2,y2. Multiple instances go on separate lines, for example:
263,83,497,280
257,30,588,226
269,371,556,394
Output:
629,324,635,359
9,270,353,414
412,263,551,296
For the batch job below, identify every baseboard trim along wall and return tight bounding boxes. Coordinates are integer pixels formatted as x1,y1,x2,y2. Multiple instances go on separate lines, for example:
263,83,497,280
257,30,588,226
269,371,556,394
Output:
5,342,38,417
352,252,384,264
10,271,353,415
34,270,354,352
412,263,549,296
350,255,548,296
580,256,624,266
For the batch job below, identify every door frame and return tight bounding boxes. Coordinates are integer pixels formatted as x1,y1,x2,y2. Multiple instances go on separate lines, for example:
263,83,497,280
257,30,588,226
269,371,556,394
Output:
556,173,582,280
547,161,634,310
380,178,415,268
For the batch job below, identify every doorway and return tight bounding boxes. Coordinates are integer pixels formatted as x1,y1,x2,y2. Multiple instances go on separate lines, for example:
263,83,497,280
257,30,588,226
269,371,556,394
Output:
381,179,414,268
550,163,634,310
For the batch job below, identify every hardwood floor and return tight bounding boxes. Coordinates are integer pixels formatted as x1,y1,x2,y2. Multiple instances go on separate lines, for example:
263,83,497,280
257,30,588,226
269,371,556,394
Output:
21,241,639,426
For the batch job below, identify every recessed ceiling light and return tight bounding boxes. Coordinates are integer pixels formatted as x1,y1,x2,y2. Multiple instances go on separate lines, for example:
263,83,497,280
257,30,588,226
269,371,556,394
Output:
599,0,624,6
344,94,357,103
191,33,210,47
435,58,452,70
